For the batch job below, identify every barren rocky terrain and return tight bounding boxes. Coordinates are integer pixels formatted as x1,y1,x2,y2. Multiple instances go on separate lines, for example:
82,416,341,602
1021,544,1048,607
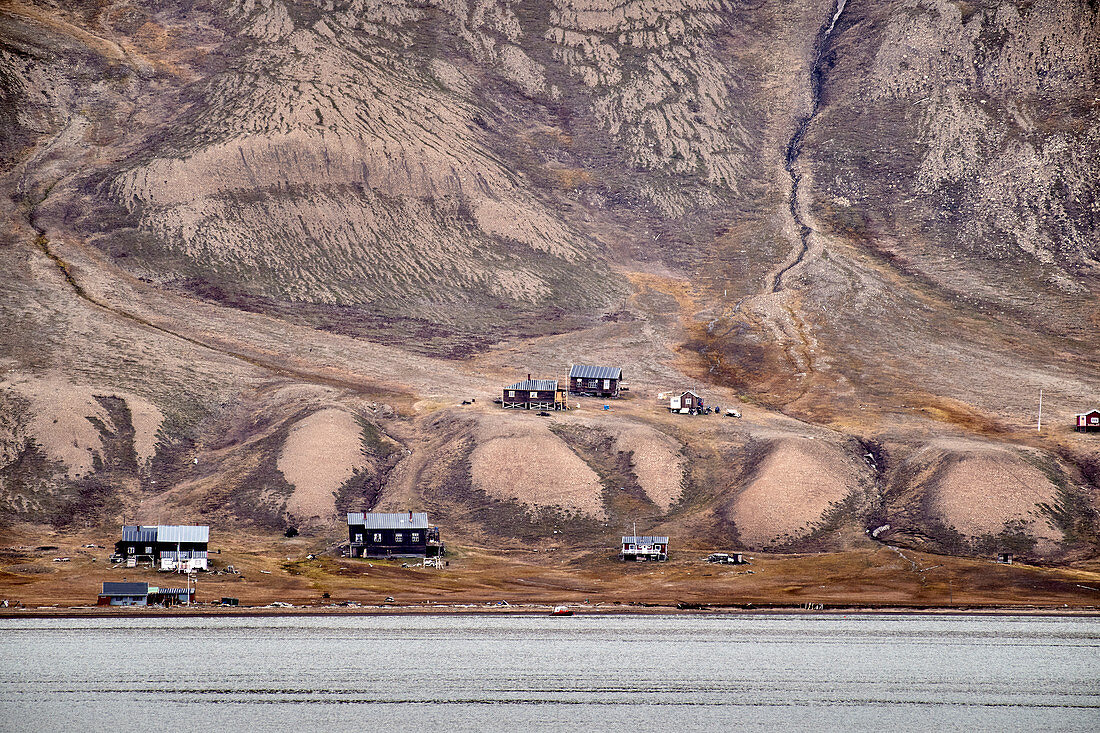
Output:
1,0,1098,606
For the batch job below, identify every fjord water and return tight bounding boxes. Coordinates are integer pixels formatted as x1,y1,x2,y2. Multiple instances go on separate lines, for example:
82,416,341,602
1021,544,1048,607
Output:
2,614,1097,731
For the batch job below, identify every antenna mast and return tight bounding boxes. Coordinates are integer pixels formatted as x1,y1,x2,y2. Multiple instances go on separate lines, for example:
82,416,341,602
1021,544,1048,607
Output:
1037,389,1043,432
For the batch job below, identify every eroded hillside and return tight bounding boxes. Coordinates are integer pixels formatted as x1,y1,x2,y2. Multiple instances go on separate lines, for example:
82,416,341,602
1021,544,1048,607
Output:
1,0,1098,569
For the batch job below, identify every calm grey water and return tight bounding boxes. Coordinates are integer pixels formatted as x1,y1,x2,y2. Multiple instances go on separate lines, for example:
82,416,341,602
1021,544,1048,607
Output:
1,613,1098,732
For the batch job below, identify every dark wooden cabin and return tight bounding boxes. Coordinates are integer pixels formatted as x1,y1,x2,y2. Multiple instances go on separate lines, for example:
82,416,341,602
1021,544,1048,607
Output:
97,582,193,606
97,582,151,606
347,512,442,558
1076,410,1100,433
568,365,624,398
113,525,209,571
502,375,567,411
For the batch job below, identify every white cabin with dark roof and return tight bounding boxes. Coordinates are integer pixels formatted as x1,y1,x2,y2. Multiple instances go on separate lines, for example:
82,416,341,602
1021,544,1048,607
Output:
621,535,669,561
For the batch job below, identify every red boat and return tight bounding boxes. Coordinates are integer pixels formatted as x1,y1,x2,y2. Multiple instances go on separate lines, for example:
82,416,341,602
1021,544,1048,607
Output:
550,606,573,616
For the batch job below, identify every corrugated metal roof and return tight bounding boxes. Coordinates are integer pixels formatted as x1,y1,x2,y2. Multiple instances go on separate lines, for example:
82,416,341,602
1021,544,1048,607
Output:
156,525,209,543
569,365,623,380
347,512,429,529
121,525,158,543
506,379,558,391
102,582,149,595
622,536,669,544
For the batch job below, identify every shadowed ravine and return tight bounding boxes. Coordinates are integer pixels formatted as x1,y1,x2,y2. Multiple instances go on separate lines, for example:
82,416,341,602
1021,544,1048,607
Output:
774,0,847,293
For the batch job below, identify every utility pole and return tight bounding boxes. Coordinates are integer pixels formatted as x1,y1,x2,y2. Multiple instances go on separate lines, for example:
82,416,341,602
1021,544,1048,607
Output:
1037,389,1043,432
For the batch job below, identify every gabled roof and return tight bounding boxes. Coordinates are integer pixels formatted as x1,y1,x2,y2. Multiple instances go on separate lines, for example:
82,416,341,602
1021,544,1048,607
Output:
1076,409,1100,417
569,365,623,380
679,390,700,398
101,582,149,596
348,512,429,530
506,379,558,391
622,536,669,544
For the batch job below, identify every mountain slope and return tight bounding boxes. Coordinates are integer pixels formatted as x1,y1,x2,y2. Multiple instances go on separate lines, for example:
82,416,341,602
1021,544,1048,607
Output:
1,0,1098,565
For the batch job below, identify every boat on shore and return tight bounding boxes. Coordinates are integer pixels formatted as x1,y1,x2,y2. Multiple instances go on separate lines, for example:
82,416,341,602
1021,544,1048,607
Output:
550,605,573,616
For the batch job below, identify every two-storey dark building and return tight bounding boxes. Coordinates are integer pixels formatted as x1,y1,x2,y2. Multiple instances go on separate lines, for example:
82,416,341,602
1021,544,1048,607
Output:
347,512,442,558
502,375,567,411
113,525,210,571
568,365,625,398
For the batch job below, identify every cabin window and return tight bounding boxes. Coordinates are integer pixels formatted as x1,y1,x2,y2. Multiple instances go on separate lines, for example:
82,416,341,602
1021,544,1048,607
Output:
508,390,515,397
145,546,152,554
355,534,363,543
395,533,403,542
1092,417,1099,424
530,391,538,398
127,547,134,554
373,533,382,543
411,533,420,542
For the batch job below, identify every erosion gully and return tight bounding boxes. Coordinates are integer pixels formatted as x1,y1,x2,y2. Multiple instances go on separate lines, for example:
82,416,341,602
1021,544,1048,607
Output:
773,0,847,293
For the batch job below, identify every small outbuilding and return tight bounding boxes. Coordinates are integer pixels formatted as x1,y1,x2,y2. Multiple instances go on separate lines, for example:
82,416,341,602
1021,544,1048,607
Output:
568,365,625,398
347,512,443,558
621,535,669,562
669,390,703,414
502,375,567,411
1075,410,1100,433
707,552,746,565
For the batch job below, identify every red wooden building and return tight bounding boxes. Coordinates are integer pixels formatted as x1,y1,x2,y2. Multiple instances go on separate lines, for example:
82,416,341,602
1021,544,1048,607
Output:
1076,409,1100,433
669,390,703,414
